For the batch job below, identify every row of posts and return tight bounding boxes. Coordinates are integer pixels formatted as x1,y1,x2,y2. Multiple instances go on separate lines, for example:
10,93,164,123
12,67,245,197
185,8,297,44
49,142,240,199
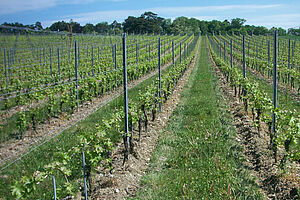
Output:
2,39,167,86
123,35,186,160
215,31,279,159
1,37,185,111
219,33,295,84
50,34,189,199
224,36,295,71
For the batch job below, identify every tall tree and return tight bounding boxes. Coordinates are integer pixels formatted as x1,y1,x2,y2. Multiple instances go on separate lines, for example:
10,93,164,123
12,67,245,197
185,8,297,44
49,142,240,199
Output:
35,22,43,30
83,23,94,33
269,27,286,36
95,22,109,34
199,20,208,34
208,20,222,34
49,21,69,32
231,18,246,29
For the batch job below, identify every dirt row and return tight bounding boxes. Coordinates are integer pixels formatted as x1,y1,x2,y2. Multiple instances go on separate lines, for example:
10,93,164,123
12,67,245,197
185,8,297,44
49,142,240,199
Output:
207,42,299,200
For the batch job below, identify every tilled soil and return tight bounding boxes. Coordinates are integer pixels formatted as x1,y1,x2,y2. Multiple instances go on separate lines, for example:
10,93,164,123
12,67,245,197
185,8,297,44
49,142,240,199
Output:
88,40,200,200
207,43,300,200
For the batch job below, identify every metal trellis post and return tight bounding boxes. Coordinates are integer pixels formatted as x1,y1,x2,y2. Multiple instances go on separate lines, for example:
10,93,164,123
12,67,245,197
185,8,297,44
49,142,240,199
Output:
158,38,162,112
122,33,129,162
288,39,290,83
52,176,57,200
230,39,233,68
75,41,79,111
272,30,278,161
57,47,61,81
82,152,88,200
242,35,246,79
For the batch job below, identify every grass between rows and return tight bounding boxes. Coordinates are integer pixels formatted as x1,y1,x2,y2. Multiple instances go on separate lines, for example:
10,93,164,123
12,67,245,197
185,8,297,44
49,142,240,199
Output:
0,42,193,199
131,38,263,200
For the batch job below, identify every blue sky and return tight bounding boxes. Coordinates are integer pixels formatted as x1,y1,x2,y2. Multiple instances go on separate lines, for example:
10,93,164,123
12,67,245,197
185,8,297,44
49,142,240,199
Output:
0,0,299,29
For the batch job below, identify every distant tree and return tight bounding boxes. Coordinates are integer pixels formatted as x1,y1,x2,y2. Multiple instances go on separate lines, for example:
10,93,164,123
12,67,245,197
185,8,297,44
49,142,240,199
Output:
123,16,138,33
0,22,24,33
229,28,238,35
110,20,122,30
208,20,222,34
288,28,300,36
269,27,286,36
231,18,246,29
83,23,94,33
189,18,201,35
109,21,122,34
123,12,164,34
223,20,230,31
49,20,82,33
143,12,164,33
244,25,255,35
172,17,192,35
69,20,83,33
253,26,268,35
199,20,208,35
35,22,43,30
240,27,248,35
95,22,109,34
161,18,172,34
49,21,69,32
1,13,295,37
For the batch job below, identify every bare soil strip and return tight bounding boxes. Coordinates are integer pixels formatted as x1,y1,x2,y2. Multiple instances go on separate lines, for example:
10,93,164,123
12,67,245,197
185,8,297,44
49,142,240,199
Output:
89,39,200,200
207,42,300,200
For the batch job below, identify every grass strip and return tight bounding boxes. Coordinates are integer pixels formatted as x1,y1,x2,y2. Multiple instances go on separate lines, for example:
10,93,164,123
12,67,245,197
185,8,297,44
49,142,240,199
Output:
132,38,263,200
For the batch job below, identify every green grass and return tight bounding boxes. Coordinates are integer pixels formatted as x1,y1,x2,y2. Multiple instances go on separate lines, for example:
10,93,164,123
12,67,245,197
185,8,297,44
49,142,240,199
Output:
0,38,198,199
131,37,263,200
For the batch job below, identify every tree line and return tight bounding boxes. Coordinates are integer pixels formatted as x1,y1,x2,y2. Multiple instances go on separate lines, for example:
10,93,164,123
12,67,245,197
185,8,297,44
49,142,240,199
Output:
1,12,299,36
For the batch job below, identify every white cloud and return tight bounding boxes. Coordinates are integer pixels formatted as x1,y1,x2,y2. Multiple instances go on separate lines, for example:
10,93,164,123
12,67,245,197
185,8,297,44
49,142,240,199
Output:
41,4,283,27
247,13,300,29
56,0,96,5
193,16,221,21
42,9,144,27
0,0,56,15
151,4,282,15
0,0,120,15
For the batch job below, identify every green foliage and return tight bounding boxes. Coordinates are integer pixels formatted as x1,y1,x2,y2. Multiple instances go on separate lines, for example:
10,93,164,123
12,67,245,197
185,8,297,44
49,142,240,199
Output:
16,111,27,137
11,122,114,199
9,34,199,200
1,34,192,143
208,36,300,168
